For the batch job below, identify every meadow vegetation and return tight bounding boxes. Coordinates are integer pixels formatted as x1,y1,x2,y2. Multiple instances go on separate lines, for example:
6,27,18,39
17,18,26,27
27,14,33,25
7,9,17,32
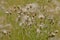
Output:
0,0,60,40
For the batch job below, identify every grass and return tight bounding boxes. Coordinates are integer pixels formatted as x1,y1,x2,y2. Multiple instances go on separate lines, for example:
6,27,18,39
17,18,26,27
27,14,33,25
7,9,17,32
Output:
0,0,60,40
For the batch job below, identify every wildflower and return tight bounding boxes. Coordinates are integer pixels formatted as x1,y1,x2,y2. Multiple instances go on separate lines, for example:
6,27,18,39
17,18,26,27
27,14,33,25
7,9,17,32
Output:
2,30,8,34
17,10,21,14
54,30,59,33
19,15,30,25
12,5,17,12
49,32,56,37
5,10,11,15
16,15,21,22
22,15,29,21
22,8,28,12
39,23,45,28
25,3,39,12
28,3,39,9
28,17,31,21
38,14,45,19
36,28,40,33
47,15,55,24
19,22,23,26
5,11,9,14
